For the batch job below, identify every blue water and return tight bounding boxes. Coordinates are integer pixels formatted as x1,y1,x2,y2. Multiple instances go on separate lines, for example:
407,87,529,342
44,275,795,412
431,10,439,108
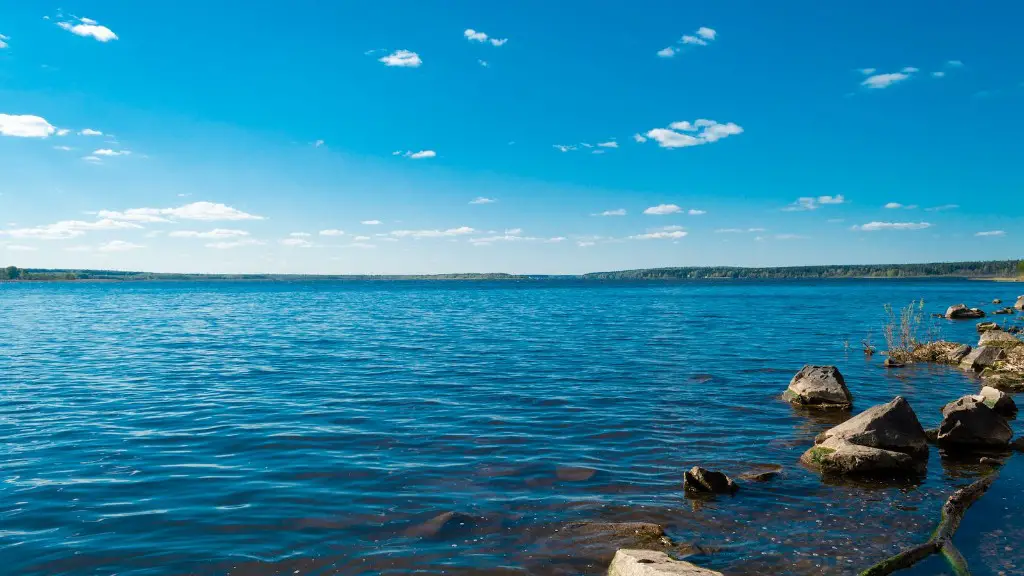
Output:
1,279,1022,575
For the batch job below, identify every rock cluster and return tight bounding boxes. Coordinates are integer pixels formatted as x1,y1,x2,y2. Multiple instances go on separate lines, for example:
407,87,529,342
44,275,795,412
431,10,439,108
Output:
945,304,985,319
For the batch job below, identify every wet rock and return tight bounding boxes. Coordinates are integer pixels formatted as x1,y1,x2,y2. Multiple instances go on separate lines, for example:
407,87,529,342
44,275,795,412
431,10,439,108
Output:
924,428,939,443
946,304,985,319
683,466,738,494
802,397,929,476
561,522,673,552
994,307,1015,315
1009,326,1023,335
1016,296,1024,311
937,396,1012,448
912,341,971,364
979,457,1002,466
1012,437,1024,452
783,365,853,409
982,369,1024,391
884,357,905,368
993,299,1003,304
948,344,973,364
960,346,1007,373
976,385,1017,418
977,321,1000,333
608,549,723,576
737,464,782,483
978,330,1023,348
404,511,480,538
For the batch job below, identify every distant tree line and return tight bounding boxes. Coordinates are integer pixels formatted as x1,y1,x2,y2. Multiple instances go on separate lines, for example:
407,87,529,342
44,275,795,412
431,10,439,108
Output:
582,260,1024,280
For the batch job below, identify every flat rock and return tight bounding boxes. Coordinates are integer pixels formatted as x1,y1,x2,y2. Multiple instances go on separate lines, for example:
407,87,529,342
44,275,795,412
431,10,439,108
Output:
784,365,853,409
946,304,985,319
608,549,723,576
960,346,1007,372
683,466,738,494
561,521,672,552
814,396,928,458
802,436,924,476
977,322,1000,333
976,386,1017,418
994,307,1015,315
937,396,1012,447
978,330,1022,348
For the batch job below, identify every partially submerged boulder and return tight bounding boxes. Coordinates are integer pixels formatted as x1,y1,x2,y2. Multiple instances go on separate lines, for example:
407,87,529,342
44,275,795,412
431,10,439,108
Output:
558,522,674,557
977,321,999,333
911,341,971,364
960,346,1006,372
994,307,1015,315
978,330,1022,349
608,549,723,576
976,386,1017,418
946,304,985,319
802,396,929,476
993,299,1003,304
683,466,737,494
937,396,1012,447
1016,296,1024,311
783,365,853,409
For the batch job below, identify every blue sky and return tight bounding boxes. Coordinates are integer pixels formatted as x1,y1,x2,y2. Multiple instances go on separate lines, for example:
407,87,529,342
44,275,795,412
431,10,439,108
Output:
0,1,1021,274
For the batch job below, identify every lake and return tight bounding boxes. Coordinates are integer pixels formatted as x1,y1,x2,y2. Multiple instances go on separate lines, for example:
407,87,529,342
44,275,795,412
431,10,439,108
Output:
1,279,1022,575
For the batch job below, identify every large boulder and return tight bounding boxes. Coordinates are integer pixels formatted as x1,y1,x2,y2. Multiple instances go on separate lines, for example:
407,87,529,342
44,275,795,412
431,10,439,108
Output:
976,386,1017,418
946,304,985,319
802,396,929,476
1016,296,1024,311
683,466,737,494
783,365,853,409
608,549,723,576
960,346,1006,372
977,322,1000,333
978,330,1022,348
937,396,1012,447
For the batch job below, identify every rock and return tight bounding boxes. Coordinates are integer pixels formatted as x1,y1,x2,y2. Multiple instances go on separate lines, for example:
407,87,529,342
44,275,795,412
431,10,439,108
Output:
683,466,738,494
1016,296,1024,311
982,369,1024,391
994,299,1003,304
802,396,929,476
977,321,1000,333
976,386,1017,418
948,344,973,364
979,457,1002,466
1009,326,1023,335
994,307,1015,315
946,304,985,319
737,464,782,483
783,365,853,409
924,428,939,443
884,357,905,368
403,511,480,538
561,522,673,552
960,346,1007,372
937,396,1012,447
978,330,1022,348
608,549,723,576
1012,437,1024,452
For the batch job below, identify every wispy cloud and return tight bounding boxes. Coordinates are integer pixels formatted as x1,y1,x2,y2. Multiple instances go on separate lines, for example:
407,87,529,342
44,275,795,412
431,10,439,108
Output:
553,144,577,152
884,202,918,209
597,141,618,148
783,195,846,211
100,202,264,222
280,238,315,248
594,209,627,217
79,128,103,136
642,119,743,148
0,33,8,49
925,204,959,212
975,230,1005,237
0,114,57,138
860,67,917,89
688,209,706,215
5,245,37,252
57,17,117,42
361,220,381,225
631,226,689,240
852,221,932,231
658,26,717,57
93,148,131,157
464,29,507,47
0,219,141,240
378,50,422,67
207,239,265,249
715,227,766,233
319,229,345,236
313,139,325,148
398,150,435,159
469,197,496,205
643,204,682,215
98,240,144,252
633,133,647,143
390,227,475,239
169,229,250,239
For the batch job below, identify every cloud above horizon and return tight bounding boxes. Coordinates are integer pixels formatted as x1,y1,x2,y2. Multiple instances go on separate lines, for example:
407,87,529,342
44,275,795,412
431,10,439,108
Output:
57,17,118,42
464,29,507,47
642,119,743,148
0,114,57,138
852,221,932,231
378,50,422,67
783,195,846,211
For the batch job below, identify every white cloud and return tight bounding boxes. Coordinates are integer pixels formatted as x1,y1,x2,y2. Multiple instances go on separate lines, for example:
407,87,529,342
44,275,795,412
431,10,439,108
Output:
947,60,964,67
859,68,877,75
98,240,144,252
553,144,576,152
100,202,264,222
478,59,489,67
697,27,716,40
688,209,706,215
643,119,743,148
0,219,141,240
390,227,475,238
594,209,627,217
378,50,422,67
632,229,689,240
681,35,708,46
0,114,57,138
0,33,8,49
657,47,677,58
861,72,911,89
665,26,717,55
289,232,311,237
469,197,496,205
401,150,435,159
925,204,959,212
319,229,345,236
56,128,70,136
644,204,682,215
344,242,376,249
361,220,381,225
577,241,595,247
884,202,918,209
53,145,73,151
773,233,808,240
932,71,946,78
852,221,932,231
57,18,118,42
93,148,131,156
715,228,765,233
82,155,102,163
464,29,507,46
633,133,647,143
353,235,371,241
169,229,249,239
901,66,919,73
280,238,314,248
597,141,618,148
314,139,325,148
975,230,1005,237
783,195,846,211
6,245,36,252
546,237,566,243
79,128,103,136
207,239,265,249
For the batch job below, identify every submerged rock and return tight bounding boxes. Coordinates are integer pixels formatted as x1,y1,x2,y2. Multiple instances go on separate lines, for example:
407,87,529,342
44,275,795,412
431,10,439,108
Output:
977,321,1000,333
561,521,673,552
994,307,1015,315
737,464,783,483
683,466,738,494
976,386,1017,418
946,304,985,319
802,396,928,476
608,549,723,576
937,396,1012,447
994,299,1003,304
884,357,905,368
783,365,853,409
960,346,1006,372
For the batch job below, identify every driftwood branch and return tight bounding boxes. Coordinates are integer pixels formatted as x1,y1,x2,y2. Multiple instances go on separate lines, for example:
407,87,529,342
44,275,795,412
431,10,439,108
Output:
859,474,997,576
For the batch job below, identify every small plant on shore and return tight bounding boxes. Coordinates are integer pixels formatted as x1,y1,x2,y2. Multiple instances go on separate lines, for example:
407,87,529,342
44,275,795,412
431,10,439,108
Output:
883,299,927,362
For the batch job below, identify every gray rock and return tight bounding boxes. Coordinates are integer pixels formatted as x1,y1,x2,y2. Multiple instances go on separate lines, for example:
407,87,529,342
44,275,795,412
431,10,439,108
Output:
1016,296,1024,312
948,344,973,364
813,396,929,458
802,437,925,476
977,322,1000,333
561,522,672,551
994,307,1015,315
937,396,1012,447
683,466,737,494
976,386,1017,418
608,549,723,576
783,365,853,409
946,304,985,319
960,346,1007,372
978,330,1022,348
